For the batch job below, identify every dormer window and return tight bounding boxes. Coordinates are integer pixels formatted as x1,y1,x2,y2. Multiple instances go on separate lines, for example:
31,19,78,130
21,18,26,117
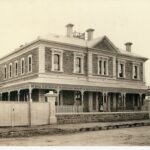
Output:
51,49,63,72
97,56,108,76
73,52,84,74
132,63,140,80
118,59,126,78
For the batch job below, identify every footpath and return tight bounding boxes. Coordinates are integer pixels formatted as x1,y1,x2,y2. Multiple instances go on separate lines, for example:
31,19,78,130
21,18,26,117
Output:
0,119,150,138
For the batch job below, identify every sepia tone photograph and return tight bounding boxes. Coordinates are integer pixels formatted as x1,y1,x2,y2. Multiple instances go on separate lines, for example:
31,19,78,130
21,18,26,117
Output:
0,0,150,147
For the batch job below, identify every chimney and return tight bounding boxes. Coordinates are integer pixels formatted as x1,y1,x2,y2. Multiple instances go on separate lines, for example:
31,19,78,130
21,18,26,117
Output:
125,42,133,52
86,28,95,40
66,23,74,37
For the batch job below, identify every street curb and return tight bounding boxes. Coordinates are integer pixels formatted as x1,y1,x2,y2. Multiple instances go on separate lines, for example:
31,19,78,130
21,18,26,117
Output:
0,121,150,138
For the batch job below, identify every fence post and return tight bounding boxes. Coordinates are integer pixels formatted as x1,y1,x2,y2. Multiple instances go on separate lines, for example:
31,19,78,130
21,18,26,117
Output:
45,91,57,124
143,96,150,118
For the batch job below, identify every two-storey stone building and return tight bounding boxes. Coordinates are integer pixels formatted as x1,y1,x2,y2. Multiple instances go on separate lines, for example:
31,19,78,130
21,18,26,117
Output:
0,24,148,112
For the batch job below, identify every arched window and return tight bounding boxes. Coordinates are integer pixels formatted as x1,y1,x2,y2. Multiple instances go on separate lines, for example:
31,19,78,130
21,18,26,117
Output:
76,57,81,73
54,54,60,71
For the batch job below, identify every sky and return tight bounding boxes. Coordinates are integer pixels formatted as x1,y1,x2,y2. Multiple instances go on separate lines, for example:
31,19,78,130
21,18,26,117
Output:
0,0,150,84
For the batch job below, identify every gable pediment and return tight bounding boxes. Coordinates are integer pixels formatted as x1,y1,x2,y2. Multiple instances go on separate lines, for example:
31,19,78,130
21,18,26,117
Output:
93,36,118,53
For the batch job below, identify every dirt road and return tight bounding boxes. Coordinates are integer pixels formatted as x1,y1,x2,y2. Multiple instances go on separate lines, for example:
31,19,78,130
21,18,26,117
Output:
0,126,150,146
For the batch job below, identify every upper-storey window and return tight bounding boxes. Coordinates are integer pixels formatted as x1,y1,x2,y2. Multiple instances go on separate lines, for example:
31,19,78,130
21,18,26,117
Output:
118,59,126,78
14,61,18,77
21,58,25,75
9,63,12,78
99,60,102,75
103,60,107,75
119,63,124,77
73,52,84,74
51,49,63,72
4,65,7,79
28,55,32,73
132,63,140,80
54,54,60,71
98,56,108,76
76,57,81,73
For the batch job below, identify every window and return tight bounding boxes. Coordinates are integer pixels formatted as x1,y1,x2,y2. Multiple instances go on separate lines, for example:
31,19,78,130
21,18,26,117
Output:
134,66,138,79
132,63,140,80
73,52,84,74
28,55,32,73
4,65,7,79
118,60,126,78
99,60,102,75
98,57,108,76
14,61,18,77
119,63,124,77
103,60,107,75
51,49,63,72
9,63,12,78
21,58,25,75
54,54,60,71
76,57,81,73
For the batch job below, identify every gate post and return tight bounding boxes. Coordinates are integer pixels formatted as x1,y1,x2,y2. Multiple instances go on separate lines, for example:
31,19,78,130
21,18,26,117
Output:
45,91,57,124
143,96,150,118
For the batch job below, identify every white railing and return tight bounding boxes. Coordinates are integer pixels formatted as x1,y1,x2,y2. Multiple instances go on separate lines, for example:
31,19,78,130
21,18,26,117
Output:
56,105,83,113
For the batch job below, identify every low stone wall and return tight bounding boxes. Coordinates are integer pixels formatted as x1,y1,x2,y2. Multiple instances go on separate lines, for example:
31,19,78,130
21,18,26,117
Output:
56,112,149,124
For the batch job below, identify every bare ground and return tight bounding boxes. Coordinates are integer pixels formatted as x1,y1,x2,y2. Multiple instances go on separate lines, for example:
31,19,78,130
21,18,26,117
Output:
0,126,150,146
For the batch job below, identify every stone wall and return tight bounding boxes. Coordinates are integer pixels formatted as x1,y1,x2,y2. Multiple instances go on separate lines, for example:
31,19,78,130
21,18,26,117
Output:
45,47,52,72
92,54,114,77
108,57,113,76
125,60,132,80
63,51,74,74
0,48,39,83
92,54,98,75
56,112,149,124
140,62,143,81
45,48,88,75
116,60,143,81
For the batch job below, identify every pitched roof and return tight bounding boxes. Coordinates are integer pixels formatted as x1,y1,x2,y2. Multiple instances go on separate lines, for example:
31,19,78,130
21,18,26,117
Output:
40,33,88,47
0,33,148,61
117,48,148,60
